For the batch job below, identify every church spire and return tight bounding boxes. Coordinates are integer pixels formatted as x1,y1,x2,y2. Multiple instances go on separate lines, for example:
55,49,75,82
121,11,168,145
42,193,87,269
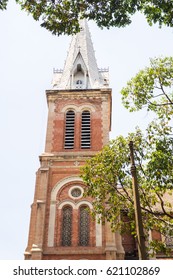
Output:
52,19,109,90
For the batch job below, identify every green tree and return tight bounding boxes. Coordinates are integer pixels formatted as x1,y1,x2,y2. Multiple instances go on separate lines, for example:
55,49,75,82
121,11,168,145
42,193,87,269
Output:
2,1,173,35
0,0,8,10
81,56,173,256
121,56,173,121
81,124,173,255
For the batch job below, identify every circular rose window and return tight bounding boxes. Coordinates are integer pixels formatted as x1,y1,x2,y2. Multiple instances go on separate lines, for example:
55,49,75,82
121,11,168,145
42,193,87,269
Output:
71,188,82,198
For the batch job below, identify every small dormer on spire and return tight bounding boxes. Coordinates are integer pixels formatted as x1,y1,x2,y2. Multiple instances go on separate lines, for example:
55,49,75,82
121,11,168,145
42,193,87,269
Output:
52,19,109,90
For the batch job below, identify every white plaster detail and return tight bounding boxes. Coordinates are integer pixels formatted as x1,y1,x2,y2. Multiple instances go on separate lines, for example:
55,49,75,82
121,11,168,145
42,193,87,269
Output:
36,200,45,204
51,176,83,201
76,200,93,209
96,215,102,247
57,200,93,210
68,185,84,199
52,19,109,90
24,251,31,256
61,104,79,113
61,104,96,113
31,244,43,252
79,104,95,112
58,200,76,209
47,203,56,247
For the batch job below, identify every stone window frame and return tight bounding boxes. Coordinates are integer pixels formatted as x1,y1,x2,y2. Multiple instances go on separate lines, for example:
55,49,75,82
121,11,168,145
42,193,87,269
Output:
62,105,95,150
68,185,84,199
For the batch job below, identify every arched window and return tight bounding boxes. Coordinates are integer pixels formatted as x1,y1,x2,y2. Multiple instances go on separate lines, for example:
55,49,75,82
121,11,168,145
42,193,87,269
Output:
62,206,72,246
76,80,82,85
79,206,89,246
64,110,75,149
75,79,83,89
81,110,91,149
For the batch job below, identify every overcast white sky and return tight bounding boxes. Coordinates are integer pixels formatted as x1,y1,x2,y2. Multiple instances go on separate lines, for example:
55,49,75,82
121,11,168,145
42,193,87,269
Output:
0,0,173,260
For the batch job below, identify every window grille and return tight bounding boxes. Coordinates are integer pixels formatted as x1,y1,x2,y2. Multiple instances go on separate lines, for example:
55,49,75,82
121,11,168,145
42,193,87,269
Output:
79,206,89,246
62,206,72,246
64,110,75,149
71,188,82,198
81,110,91,149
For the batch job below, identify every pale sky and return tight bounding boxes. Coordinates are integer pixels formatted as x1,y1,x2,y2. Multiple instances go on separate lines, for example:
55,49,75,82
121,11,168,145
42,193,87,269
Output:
0,0,173,259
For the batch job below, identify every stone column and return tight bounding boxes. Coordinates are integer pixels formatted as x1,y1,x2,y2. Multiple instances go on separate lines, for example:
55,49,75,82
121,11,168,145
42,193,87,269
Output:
105,221,117,260
115,231,125,260
45,95,56,153
31,168,49,259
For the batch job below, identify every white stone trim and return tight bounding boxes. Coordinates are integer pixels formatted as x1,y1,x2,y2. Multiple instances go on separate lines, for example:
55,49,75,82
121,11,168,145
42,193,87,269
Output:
61,105,79,113
68,185,84,199
79,105,95,112
51,176,83,201
47,202,56,247
61,104,95,113
76,200,93,209
57,200,93,210
58,200,76,209
96,215,102,247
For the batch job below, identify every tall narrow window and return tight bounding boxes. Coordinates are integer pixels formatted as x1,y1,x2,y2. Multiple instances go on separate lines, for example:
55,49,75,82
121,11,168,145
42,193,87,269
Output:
62,206,72,246
81,110,91,149
64,110,75,149
79,206,89,246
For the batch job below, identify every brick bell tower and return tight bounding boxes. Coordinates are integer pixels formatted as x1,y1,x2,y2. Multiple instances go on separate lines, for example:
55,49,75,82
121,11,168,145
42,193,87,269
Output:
24,20,125,260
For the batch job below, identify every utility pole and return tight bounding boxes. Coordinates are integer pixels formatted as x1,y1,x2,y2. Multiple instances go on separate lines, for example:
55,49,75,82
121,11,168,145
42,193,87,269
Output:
129,141,148,260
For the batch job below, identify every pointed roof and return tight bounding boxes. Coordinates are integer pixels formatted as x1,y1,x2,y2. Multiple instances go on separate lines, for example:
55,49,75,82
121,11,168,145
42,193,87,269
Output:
52,20,109,90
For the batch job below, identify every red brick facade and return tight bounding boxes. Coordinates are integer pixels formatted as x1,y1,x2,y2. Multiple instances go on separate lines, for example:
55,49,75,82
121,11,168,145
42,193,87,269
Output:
24,88,126,260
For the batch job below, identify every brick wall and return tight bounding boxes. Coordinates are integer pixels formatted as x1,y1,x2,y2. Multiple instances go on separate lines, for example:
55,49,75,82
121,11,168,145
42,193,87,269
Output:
45,89,112,153
25,88,113,260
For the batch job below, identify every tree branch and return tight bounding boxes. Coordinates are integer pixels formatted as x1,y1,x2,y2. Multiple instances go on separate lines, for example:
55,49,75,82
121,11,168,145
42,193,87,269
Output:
159,77,173,104
156,192,173,219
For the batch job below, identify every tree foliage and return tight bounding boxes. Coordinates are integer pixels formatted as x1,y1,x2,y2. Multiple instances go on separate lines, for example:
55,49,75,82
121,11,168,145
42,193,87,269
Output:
82,56,173,255
81,123,173,255
121,57,173,121
0,0,8,10
2,0,171,35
